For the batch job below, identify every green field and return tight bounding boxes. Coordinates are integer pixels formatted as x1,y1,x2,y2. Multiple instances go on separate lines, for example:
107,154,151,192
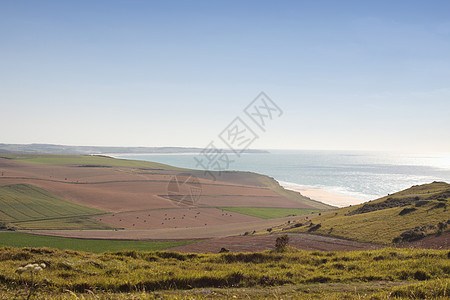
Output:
0,153,184,170
0,246,448,299
0,184,110,230
0,232,196,253
288,182,450,244
9,217,113,230
219,207,319,219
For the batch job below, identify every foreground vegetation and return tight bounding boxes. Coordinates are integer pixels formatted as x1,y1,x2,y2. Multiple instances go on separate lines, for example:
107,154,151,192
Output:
0,232,196,253
0,246,448,299
219,207,319,219
287,182,450,244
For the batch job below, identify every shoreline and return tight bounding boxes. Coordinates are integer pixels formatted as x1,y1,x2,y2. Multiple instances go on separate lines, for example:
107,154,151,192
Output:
280,182,367,207
107,153,372,208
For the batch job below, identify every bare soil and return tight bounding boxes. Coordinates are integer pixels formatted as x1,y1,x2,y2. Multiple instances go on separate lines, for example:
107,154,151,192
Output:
27,215,310,240
0,158,311,215
166,232,382,252
91,207,262,230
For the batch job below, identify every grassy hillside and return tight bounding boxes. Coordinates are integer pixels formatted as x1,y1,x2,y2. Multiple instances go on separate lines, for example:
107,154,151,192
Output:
0,232,196,253
0,247,448,299
0,184,110,230
0,153,184,170
287,182,450,244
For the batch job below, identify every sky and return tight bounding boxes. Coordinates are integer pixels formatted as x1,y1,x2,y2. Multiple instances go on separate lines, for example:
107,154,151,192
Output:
1,0,449,152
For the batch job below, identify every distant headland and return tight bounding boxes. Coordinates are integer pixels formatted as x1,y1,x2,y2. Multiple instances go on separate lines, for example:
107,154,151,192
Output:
0,143,269,155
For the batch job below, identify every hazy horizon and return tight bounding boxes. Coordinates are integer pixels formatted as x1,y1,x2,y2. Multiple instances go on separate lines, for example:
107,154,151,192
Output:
1,1,449,153
2,142,450,155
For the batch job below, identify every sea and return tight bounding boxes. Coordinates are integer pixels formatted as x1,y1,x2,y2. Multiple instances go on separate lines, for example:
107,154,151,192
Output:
115,150,450,205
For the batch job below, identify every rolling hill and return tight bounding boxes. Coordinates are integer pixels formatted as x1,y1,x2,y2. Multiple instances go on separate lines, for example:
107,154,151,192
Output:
0,153,331,236
287,182,450,244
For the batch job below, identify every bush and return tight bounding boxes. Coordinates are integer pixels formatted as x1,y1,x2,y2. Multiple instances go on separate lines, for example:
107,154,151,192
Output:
399,207,417,216
437,222,447,231
308,224,321,232
275,235,289,251
394,229,425,243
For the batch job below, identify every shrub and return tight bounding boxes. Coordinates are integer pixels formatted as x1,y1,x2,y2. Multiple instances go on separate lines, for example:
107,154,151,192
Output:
394,229,425,243
219,247,230,253
308,224,321,232
275,235,289,251
437,222,447,231
399,207,417,215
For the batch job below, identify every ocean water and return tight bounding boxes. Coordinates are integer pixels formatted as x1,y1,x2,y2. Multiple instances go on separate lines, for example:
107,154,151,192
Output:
116,150,450,203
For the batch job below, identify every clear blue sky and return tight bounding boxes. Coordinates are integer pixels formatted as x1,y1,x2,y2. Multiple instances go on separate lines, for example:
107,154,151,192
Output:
1,0,449,152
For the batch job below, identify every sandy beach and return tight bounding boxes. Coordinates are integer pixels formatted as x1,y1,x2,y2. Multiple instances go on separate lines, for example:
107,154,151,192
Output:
280,182,365,207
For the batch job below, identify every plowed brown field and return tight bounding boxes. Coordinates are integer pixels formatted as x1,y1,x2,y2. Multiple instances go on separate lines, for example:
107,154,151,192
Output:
0,158,316,237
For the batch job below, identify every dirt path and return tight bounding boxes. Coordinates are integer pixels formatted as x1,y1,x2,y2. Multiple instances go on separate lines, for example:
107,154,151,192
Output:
166,233,382,252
